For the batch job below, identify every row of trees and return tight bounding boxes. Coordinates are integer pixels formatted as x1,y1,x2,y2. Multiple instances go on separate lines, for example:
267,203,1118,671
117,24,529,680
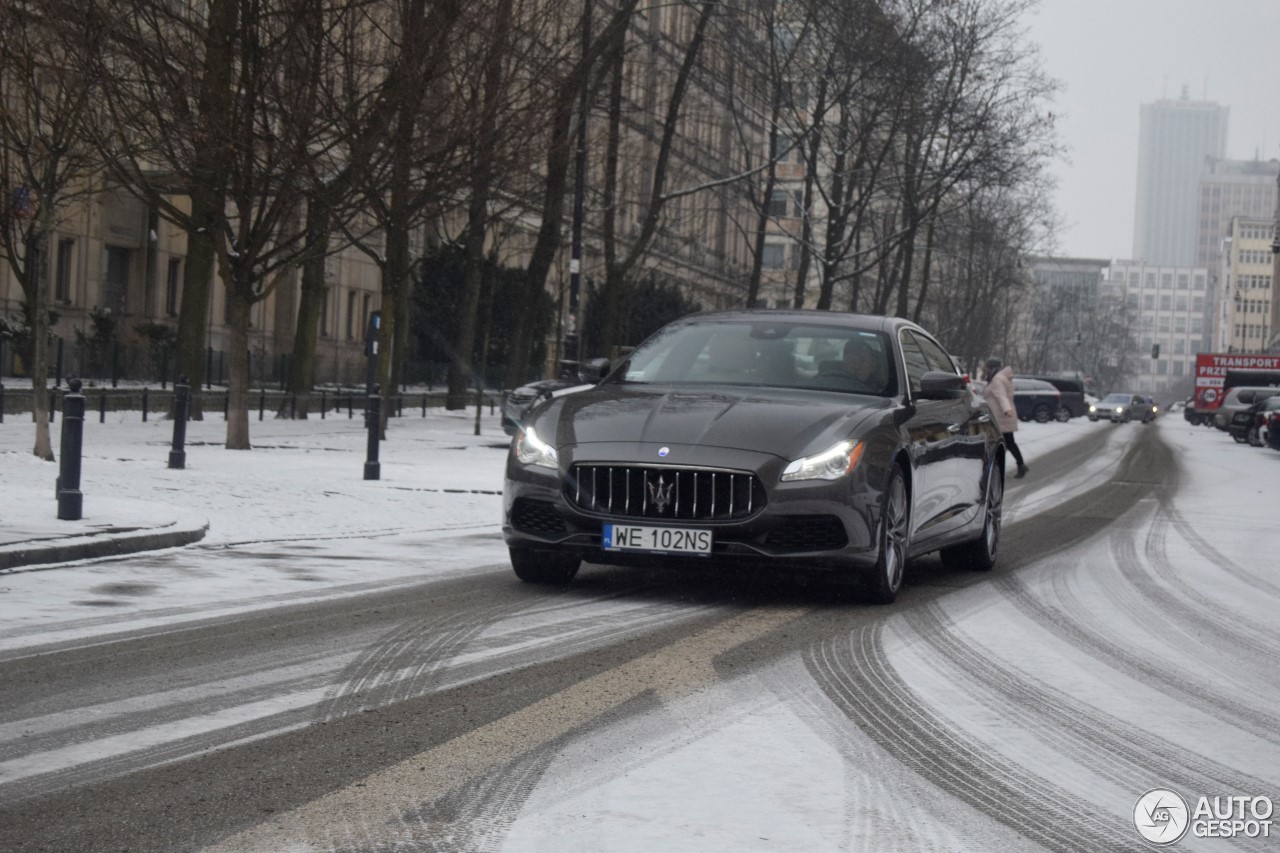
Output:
2,0,1062,458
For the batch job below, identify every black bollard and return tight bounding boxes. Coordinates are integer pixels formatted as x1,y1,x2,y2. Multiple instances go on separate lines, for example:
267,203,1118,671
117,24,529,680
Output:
259,388,265,421
321,390,326,420
169,378,190,469
348,393,353,419
57,378,85,520
142,387,149,422
0,381,5,423
364,386,381,480
99,389,106,423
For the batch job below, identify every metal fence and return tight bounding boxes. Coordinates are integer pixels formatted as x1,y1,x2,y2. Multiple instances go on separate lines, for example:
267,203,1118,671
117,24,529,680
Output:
0,384,501,424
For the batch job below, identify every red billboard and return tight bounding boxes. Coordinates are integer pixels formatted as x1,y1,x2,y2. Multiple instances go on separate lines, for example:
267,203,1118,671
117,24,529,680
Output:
1193,353,1280,410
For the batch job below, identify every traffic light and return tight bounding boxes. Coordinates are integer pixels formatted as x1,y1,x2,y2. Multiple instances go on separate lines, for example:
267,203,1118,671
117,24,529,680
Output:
1151,343,1160,359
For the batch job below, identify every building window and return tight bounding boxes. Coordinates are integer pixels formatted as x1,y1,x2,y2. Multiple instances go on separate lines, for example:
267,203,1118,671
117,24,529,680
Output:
165,259,180,317
1177,274,1189,289
767,190,788,217
55,238,74,303
1160,294,1172,310
1144,294,1155,310
761,243,785,269
319,290,329,337
361,294,371,339
345,291,357,339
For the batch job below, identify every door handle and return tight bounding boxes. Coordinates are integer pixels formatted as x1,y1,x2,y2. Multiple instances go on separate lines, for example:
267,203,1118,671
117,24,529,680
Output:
946,424,961,433
977,414,991,424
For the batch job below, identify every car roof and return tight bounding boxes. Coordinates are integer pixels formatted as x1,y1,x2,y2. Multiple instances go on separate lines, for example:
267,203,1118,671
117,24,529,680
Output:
1013,378,1057,389
673,309,910,335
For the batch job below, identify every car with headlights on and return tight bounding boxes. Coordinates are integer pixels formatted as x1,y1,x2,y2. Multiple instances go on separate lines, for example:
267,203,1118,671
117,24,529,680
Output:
501,377,588,436
503,310,1006,604
1088,393,1142,423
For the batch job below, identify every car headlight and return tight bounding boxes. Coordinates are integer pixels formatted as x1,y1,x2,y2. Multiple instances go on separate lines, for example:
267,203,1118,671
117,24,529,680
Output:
1114,407,1122,413
782,440,865,481
514,426,559,469
1089,405,1096,412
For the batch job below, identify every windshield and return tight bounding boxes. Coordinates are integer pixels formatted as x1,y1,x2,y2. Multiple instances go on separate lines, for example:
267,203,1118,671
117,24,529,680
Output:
614,320,899,397
1100,394,1131,404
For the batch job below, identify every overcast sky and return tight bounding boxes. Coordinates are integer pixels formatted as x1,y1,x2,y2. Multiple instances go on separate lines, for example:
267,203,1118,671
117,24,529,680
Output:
1026,0,1280,261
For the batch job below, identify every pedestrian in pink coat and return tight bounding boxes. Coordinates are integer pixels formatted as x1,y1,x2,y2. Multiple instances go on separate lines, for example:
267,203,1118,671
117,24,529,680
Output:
982,357,1028,478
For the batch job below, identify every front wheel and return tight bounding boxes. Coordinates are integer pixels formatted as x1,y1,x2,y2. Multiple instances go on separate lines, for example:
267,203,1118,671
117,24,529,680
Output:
1033,404,1053,423
1055,406,1071,423
859,466,909,604
510,548,580,585
940,458,1003,573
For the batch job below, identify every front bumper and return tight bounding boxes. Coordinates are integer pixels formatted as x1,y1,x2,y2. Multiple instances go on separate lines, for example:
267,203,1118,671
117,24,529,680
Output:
502,444,884,574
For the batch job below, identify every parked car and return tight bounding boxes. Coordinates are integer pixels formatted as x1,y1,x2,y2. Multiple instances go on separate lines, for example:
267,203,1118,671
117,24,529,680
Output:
1088,393,1143,423
1212,386,1280,431
1011,377,1061,423
1260,397,1280,450
1230,395,1280,446
501,377,588,436
504,310,1006,604
1020,375,1088,420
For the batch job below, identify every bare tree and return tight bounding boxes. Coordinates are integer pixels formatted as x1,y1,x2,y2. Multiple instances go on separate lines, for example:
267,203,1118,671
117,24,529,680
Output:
597,0,718,355
0,1,98,459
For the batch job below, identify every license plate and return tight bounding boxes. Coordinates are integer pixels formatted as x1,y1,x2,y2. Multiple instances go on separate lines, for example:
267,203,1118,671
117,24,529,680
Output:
602,524,712,556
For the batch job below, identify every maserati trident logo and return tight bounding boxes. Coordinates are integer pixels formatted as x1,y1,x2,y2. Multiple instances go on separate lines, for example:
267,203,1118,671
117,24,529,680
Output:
648,475,675,512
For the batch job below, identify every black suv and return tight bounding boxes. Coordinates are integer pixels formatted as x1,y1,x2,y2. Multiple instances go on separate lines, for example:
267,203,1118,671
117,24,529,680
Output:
1019,375,1088,420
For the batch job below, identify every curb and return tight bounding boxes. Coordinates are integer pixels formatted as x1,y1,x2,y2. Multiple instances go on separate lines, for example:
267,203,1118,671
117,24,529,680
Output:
0,522,209,573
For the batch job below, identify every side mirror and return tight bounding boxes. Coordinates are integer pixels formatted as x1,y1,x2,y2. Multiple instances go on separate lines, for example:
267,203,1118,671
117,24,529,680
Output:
578,357,612,384
918,370,966,400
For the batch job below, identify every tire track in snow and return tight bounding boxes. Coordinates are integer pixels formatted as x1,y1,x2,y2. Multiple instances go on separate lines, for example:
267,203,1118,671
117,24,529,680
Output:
994,572,1280,747
906,603,1275,802
804,623,1131,852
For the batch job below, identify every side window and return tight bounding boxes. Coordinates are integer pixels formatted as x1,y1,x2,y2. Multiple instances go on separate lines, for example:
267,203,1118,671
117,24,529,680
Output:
899,332,930,394
910,331,958,375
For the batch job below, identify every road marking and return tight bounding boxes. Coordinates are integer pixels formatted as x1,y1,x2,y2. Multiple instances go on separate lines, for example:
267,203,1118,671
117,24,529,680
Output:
204,606,806,852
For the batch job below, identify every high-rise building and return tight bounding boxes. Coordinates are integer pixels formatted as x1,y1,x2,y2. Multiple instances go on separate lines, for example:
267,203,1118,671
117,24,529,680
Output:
1133,90,1228,266
1213,217,1275,353
1195,157,1278,270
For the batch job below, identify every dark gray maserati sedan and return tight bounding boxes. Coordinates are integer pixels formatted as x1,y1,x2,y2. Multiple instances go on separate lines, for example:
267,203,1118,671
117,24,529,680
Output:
502,310,1006,603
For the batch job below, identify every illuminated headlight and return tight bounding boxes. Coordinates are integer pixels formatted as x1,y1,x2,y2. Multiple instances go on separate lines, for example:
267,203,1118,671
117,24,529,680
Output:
515,427,558,469
1089,405,1096,412
782,440,865,481
1114,407,1123,413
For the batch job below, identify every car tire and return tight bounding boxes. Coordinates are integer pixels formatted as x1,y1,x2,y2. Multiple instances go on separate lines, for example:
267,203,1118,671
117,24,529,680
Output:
510,548,580,585
1232,434,1248,444
1247,426,1263,447
940,458,1003,573
859,466,909,605
1033,404,1052,423
1055,406,1071,423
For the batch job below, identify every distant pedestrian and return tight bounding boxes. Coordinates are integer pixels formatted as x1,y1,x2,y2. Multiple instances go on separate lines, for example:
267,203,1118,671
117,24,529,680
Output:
982,357,1028,479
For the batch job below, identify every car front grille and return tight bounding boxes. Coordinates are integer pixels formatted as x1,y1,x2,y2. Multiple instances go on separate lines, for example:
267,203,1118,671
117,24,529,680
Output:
567,464,764,521
510,498,568,538
762,515,848,552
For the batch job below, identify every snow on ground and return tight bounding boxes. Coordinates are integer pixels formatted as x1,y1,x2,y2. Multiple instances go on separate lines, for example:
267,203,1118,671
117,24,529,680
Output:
6,407,1278,851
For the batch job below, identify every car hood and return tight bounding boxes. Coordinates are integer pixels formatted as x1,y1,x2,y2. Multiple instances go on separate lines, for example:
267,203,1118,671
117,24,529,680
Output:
530,383,886,459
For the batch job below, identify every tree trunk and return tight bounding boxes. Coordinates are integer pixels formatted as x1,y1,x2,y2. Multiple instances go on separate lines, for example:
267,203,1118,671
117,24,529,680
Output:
286,199,331,414
446,0,509,409
224,284,253,450
24,236,53,460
